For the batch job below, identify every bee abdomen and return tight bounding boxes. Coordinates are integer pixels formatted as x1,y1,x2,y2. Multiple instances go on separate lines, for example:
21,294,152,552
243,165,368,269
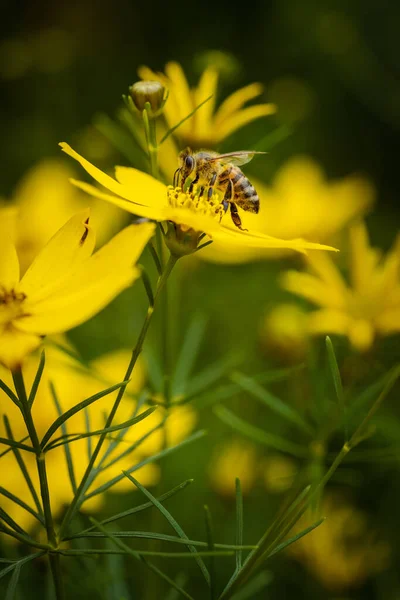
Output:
235,181,260,213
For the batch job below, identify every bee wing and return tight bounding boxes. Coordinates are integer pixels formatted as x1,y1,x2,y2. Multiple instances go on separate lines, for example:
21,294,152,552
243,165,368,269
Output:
209,151,266,167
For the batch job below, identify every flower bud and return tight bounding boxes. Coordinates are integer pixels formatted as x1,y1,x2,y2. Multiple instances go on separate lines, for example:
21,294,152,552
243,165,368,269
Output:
129,80,166,116
164,221,203,257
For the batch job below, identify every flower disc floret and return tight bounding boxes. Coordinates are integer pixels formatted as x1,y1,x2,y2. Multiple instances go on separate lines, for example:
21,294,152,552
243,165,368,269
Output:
167,185,225,226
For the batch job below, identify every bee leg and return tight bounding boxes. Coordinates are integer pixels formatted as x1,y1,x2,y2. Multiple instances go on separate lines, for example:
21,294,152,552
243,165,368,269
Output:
230,203,247,231
189,174,199,193
207,173,218,201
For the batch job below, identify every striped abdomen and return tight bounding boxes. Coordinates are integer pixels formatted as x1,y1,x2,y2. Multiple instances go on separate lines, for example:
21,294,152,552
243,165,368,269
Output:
218,166,260,214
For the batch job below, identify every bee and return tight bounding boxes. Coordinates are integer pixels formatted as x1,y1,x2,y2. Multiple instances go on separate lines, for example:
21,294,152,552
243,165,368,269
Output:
174,148,265,230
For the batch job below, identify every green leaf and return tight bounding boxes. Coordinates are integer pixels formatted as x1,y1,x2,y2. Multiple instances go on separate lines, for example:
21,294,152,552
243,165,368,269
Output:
0,486,43,527
0,552,45,581
172,313,208,397
164,574,189,600
325,337,347,439
229,571,273,600
45,406,157,451
84,430,206,501
49,382,77,493
231,372,313,436
40,379,131,448
28,350,45,407
123,473,210,585
235,478,244,572
87,521,196,600
214,406,309,457
252,124,292,152
3,416,43,520
0,379,21,409
5,562,21,600
267,517,325,558
159,95,213,144
0,436,34,454
204,505,216,600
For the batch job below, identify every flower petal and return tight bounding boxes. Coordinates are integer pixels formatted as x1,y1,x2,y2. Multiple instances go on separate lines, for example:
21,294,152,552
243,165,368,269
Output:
214,83,265,124
114,166,167,209
0,326,40,369
193,67,218,138
0,232,19,289
70,180,165,221
18,210,95,303
307,309,350,336
281,270,345,309
16,222,155,334
216,104,277,140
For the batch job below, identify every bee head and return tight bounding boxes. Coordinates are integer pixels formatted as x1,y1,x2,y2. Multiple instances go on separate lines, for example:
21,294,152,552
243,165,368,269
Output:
175,147,195,187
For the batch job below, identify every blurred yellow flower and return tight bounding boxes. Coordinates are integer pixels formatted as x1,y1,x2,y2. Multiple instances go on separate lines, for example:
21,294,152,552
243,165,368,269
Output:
60,143,337,256
199,156,374,263
0,159,128,274
289,493,390,591
138,61,276,147
260,303,310,364
0,339,196,536
262,454,297,493
0,211,155,368
209,438,258,497
281,222,400,352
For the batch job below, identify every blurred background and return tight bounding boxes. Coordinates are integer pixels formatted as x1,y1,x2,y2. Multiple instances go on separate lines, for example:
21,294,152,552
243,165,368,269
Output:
1,1,400,599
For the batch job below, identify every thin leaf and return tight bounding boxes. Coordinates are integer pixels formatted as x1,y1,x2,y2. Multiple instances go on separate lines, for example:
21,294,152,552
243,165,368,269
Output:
83,407,92,461
88,522,196,600
0,486,43,526
28,350,45,407
5,563,21,600
325,337,347,440
67,479,194,538
0,552,46,581
0,437,34,454
45,407,157,451
231,372,313,436
40,379,131,449
267,518,325,558
3,416,43,520
123,473,210,585
253,124,292,152
84,430,206,501
49,382,77,494
159,95,213,144
164,574,189,600
214,406,309,458
0,379,21,409
229,571,273,600
172,314,208,397
140,265,155,306
235,479,243,572
0,436,30,459
0,507,27,536
204,505,216,600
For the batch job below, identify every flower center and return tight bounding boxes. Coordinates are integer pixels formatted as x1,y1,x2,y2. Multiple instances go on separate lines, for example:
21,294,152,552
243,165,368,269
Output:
167,186,225,222
0,286,26,327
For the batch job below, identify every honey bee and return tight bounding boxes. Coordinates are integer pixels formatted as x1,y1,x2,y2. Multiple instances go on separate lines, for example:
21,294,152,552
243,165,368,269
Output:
175,148,265,230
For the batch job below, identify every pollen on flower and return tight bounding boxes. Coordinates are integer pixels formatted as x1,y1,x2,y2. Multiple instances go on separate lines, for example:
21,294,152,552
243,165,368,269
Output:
166,185,225,223
0,286,27,322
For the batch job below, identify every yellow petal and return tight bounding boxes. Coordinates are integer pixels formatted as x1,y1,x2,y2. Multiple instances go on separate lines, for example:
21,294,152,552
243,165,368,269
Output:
18,209,95,303
376,309,400,334
306,252,349,301
17,223,154,334
164,62,193,124
348,319,374,352
0,326,40,369
216,104,277,140
307,309,350,336
70,180,165,221
0,232,19,288
60,143,155,206
213,227,338,253
114,166,167,209
281,271,345,308
192,67,218,137
214,83,265,124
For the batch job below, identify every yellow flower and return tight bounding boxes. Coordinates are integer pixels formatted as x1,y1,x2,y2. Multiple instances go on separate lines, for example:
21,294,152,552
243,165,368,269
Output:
138,61,276,147
0,159,128,274
289,493,390,591
260,303,310,364
209,438,258,497
199,156,374,263
0,211,155,369
262,454,297,493
60,144,337,257
0,340,159,535
281,222,400,352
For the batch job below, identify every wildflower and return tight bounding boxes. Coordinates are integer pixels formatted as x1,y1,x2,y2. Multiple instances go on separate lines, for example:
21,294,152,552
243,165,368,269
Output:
199,156,374,263
129,80,167,116
262,454,297,493
60,144,337,257
138,61,276,147
281,222,400,352
209,439,259,497
0,340,159,534
289,493,390,591
0,211,155,369
0,159,128,274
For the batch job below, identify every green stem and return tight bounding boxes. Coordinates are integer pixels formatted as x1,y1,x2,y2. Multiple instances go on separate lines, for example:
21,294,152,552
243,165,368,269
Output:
58,254,178,541
12,368,64,599
142,103,159,180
